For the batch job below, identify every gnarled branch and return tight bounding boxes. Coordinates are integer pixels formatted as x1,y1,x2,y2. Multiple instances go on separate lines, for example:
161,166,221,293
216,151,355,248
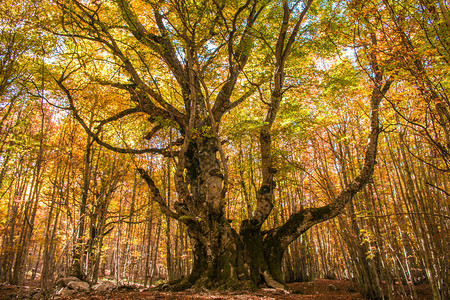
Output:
55,77,178,157
137,168,180,220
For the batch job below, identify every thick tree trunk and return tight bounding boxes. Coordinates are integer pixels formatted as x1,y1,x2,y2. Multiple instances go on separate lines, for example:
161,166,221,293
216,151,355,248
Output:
151,137,285,290
168,222,281,291
164,218,293,291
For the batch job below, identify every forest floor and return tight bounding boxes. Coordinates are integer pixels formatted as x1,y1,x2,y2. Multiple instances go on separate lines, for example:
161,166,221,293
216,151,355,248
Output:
0,278,432,299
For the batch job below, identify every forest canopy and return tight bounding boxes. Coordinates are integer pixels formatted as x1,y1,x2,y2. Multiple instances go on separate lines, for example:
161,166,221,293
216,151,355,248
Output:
0,0,448,299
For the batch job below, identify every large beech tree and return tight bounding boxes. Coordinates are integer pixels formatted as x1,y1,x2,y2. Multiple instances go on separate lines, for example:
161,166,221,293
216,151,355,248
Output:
49,0,393,289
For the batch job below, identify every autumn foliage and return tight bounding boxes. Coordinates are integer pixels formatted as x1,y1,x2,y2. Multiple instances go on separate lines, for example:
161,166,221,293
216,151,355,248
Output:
0,0,448,299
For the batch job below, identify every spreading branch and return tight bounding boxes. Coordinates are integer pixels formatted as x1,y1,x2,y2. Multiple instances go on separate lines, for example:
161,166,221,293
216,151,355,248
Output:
55,76,177,157
60,0,185,129
137,168,180,220
267,77,393,249
114,0,188,92
94,107,141,130
212,0,264,121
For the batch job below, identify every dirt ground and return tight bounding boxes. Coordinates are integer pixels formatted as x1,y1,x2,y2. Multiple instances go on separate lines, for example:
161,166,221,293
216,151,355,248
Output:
0,278,432,299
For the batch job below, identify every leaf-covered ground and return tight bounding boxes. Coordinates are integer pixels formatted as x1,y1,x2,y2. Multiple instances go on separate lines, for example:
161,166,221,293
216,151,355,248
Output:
0,279,432,299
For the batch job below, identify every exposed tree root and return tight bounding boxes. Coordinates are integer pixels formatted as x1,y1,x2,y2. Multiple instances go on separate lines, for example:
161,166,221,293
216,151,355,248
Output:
156,275,260,292
157,276,195,292
261,271,286,290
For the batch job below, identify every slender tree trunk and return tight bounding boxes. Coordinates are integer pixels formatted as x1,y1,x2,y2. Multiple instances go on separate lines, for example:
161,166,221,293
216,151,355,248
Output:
70,134,93,279
143,206,153,287
11,111,46,285
149,215,162,287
